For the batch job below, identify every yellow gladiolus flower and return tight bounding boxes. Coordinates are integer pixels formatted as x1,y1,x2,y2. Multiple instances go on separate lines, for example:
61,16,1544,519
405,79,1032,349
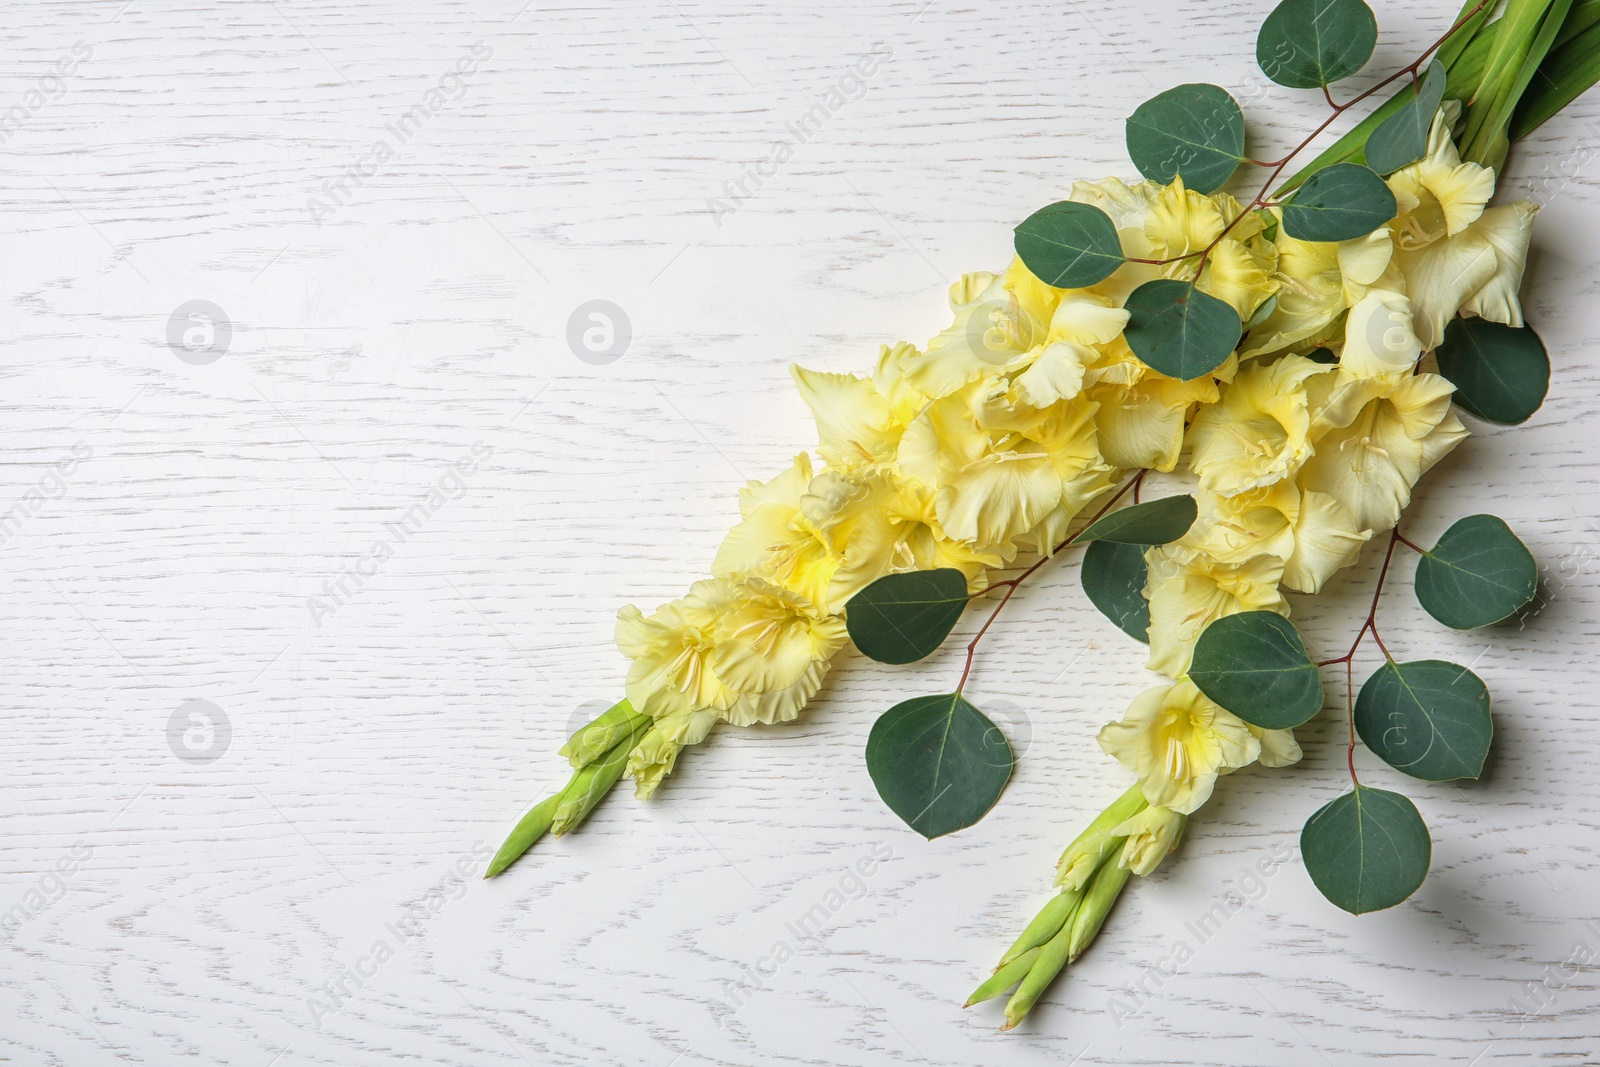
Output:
1242,224,1398,358
615,579,742,720
790,365,901,470
1247,724,1303,768
712,578,847,711
1097,681,1260,815
830,471,1004,597
1187,353,1333,496
1143,545,1288,678
899,267,1051,399
1388,109,1538,349
1299,369,1468,535
1193,481,1371,594
713,455,883,614
1083,337,1230,471
897,379,1113,553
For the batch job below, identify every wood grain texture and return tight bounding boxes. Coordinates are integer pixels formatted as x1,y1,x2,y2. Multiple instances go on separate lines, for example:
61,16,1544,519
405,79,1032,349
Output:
2,0,1599,1063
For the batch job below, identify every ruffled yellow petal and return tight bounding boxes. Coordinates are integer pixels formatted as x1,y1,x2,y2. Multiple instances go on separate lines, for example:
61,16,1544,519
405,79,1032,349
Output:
1459,202,1538,328
1187,354,1331,495
790,365,897,469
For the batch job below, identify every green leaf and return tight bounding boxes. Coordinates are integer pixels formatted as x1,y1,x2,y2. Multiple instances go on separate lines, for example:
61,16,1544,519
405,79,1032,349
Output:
1014,201,1125,289
1125,83,1246,194
1074,495,1197,546
1080,540,1150,643
1301,785,1431,914
1123,279,1242,380
1435,318,1550,424
1413,515,1538,629
865,693,1013,839
1365,61,1447,174
1354,660,1492,781
1256,0,1378,88
846,568,970,664
1280,163,1397,241
1188,611,1324,729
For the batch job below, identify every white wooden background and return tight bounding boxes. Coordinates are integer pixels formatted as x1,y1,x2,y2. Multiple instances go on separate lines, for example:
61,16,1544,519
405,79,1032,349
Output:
3,0,1599,1063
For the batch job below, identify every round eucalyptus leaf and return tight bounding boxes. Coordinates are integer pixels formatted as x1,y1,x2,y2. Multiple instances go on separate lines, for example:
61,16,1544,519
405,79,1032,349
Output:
1302,785,1431,914
1081,540,1150,643
1074,494,1197,546
1188,611,1324,729
1125,83,1246,194
846,569,970,664
1123,279,1242,381
1014,201,1125,289
1365,61,1447,174
866,693,1013,839
1280,163,1397,242
1256,0,1378,88
1435,318,1550,424
1414,515,1538,629
1354,660,1492,781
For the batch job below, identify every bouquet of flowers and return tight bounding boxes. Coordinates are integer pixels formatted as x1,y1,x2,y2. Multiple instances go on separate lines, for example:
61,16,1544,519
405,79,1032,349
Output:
489,0,1596,1030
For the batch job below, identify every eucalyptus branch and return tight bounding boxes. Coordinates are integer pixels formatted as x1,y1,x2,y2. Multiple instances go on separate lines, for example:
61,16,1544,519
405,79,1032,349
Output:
954,470,1148,692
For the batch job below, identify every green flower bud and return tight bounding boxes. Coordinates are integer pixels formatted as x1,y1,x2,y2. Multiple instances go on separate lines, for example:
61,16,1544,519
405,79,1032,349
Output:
485,790,563,878
1055,783,1147,890
559,699,651,768
965,946,1041,1007
1067,852,1134,963
551,719,650,835
1113,804,1188,877
1001,913,1075,1031
626,726,685,800
997,887,1084,968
